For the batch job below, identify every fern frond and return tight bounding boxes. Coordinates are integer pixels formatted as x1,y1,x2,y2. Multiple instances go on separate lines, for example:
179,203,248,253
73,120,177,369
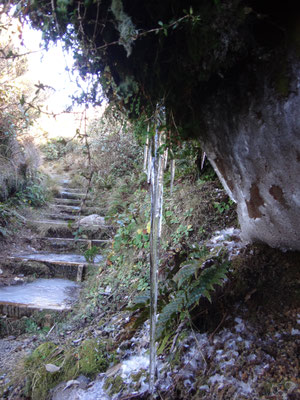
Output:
173,262,198,288
157,290,186,338
157,260,229,338
127,290,150,311
187,262,228,307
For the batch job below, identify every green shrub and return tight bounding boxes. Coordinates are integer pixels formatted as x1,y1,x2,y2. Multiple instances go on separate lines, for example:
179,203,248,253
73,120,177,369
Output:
41,137,69,161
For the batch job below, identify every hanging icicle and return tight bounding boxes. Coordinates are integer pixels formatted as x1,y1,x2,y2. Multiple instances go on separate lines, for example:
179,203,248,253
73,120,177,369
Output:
164,148,168,170
147,140,152,184
143,126,150,173
170,159,176,195
149,112,165,397
201,151,206,170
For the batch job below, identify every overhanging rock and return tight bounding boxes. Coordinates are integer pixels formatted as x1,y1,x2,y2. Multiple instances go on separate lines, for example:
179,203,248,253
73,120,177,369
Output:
200,56,300,250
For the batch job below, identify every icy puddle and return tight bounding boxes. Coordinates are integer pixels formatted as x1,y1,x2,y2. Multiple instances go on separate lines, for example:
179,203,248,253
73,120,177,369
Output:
11,252,103,264
0,278,79,310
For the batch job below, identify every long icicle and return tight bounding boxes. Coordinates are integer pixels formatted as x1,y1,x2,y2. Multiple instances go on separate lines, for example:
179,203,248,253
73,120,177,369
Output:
149,119,165,397
147,137,152,184
170,159,176,195
143,126,149,173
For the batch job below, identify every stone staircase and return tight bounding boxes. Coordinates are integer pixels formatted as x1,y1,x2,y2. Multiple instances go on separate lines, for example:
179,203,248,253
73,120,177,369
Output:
0,179,109,318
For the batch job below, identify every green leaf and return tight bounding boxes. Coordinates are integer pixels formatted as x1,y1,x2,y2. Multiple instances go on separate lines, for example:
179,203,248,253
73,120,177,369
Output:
157,332,172,355
173,262,198,288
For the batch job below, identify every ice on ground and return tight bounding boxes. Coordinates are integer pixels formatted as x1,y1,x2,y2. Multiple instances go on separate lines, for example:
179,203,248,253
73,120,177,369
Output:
206,227,245,259
0,278,79,310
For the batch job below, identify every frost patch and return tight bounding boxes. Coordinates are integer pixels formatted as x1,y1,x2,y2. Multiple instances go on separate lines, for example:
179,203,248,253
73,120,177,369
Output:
206,227,245,259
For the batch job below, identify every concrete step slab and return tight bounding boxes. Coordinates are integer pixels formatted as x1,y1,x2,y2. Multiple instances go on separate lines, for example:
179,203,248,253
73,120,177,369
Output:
58,191,87,200
44,214,78,221
9,252,103,264
54,198,82,205
21,237,110,252
50,204,81,214
38,237,110,251
28,219,110,239
3,252,102,281
51,204,104,216
59,188,84,193
0,278,79,317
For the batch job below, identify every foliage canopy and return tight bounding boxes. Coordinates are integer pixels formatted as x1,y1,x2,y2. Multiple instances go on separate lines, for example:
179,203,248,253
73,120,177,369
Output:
10,0,300,139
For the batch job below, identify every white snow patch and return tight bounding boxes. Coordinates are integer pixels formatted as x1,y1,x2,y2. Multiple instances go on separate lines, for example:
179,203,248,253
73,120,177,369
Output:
291,328,300,335
209,374,253,396
234,317,246,333
206,228,245,259
121,354,149,378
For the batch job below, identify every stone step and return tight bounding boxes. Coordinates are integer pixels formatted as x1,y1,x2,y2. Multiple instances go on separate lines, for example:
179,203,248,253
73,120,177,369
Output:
37,237,110,251
8,252,102,265
51,204,81,214
0,301,70,317
44,213,79,221
54,198,82,205
59,188,84,193
4,252,102,281
28,219,109,239
51,204,104,215
24,237,110,252
58,191,87,200
0,278,80,317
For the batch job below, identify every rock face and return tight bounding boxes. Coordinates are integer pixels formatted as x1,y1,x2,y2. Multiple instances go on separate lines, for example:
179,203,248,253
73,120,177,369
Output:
200,55,300,250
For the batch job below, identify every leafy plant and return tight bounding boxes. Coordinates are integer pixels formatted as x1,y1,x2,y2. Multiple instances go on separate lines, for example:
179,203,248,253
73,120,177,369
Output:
213,199,234,214
156,255,229,339
0,203,11,237
41,137,68,161
84,246,99,263
171,223,193,245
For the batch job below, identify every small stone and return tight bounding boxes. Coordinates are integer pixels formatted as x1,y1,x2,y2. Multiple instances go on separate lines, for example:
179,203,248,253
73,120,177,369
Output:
105,363,122,377
45,363,61,373
63,379,81,391
78,214,106,227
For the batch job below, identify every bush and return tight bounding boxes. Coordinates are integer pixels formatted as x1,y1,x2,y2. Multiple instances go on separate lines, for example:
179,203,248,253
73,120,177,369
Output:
41,137,69,161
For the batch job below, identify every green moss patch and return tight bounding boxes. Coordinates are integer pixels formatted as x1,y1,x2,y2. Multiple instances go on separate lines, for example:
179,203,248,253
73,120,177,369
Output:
23,339,116,400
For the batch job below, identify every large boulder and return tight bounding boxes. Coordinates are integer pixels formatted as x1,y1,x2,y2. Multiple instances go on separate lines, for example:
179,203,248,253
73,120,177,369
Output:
199,56,300,250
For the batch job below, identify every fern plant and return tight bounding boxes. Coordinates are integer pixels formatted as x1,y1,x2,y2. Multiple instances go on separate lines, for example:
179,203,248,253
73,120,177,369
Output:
156,255,229,339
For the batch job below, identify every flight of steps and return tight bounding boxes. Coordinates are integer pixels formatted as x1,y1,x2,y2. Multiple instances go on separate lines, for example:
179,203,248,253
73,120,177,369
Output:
0,179,109,318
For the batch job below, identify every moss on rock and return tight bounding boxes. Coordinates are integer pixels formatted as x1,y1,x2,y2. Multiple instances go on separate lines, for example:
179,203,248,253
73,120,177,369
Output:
23,339,115,400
